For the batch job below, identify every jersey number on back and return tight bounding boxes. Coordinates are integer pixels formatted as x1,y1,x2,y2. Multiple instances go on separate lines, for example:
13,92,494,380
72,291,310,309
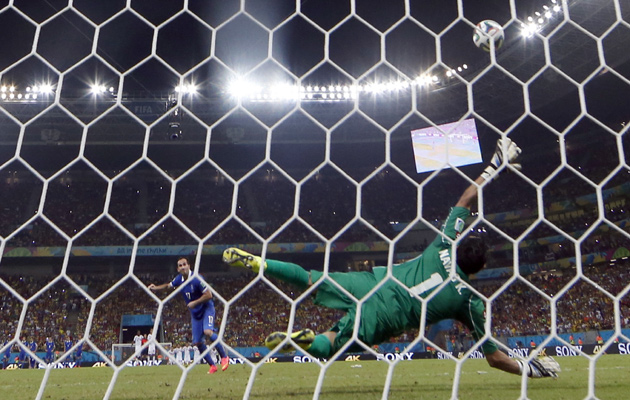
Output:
409,272,444,297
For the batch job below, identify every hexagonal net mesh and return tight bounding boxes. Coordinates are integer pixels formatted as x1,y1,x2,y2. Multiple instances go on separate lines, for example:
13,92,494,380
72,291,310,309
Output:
0,0,629,399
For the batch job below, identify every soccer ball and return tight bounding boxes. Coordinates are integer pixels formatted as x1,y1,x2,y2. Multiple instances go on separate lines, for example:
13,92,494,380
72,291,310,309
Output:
473,20,504,51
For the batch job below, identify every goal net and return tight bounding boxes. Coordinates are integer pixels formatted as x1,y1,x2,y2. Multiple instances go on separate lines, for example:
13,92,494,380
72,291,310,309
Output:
0,0,629,399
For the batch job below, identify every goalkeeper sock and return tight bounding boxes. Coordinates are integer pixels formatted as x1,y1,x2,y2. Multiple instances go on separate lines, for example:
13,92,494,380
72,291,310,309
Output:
305,334,333,358
266,260,310,289
208,333,227,359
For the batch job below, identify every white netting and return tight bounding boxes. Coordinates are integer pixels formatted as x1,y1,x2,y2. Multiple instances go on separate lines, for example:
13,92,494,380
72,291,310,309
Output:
0,0,629,399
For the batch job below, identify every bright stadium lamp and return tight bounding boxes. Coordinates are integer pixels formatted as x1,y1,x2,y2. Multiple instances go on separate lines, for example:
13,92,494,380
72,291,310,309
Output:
227,77,253,99
90,84,107,95
176,84,197,95
39,84,53,94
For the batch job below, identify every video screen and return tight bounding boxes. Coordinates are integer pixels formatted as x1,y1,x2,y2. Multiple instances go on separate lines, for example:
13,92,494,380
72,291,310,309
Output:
410,118,483,173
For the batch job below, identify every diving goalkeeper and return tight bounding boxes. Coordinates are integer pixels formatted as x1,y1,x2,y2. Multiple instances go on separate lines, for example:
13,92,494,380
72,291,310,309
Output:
223,138,560,379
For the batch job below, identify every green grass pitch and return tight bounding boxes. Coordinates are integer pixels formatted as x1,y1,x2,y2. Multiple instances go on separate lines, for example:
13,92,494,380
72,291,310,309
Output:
1,355,628,399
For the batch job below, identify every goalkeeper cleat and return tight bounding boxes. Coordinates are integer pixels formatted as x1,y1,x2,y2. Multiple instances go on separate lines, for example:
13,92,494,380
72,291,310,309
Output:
529,356,561,378
265,329,315,353
222,248,266,273
220,357,229,371
208,364,218,375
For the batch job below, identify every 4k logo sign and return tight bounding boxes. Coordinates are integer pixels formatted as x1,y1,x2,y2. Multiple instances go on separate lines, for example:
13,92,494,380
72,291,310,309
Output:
345,355,361,362
264,357,278,363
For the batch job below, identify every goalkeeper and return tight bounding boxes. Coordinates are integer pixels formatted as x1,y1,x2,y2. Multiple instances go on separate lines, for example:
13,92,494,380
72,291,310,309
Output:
224,138,560,379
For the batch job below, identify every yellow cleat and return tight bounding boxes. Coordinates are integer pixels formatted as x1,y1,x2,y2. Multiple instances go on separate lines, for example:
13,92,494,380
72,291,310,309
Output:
222,248,266,273
264,329,315,353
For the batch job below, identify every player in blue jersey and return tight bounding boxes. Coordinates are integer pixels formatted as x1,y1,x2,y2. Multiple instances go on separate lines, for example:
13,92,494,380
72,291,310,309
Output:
28,337,38,368
63,335,73,363
17,337,27,368
2,339,12,369
45,337,55,364
149,256,230,374
74,340,83,367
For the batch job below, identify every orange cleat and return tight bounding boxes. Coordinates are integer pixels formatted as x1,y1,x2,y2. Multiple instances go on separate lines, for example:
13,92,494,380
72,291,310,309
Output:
208,365,218,374
220,357,229,371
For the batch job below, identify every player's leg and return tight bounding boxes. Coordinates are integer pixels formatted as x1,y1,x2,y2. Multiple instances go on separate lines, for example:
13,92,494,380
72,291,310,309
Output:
264,328,318,352
268,289,390,359
262,266,380,357
201,309,229,371
265,312,360,359
199,306,230,371
191,317,217,374
223,248,311,289
203,330,228,372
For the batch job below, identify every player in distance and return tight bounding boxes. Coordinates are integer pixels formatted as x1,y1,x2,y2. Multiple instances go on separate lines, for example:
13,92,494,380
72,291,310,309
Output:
149,256,229,374
223,138,560,379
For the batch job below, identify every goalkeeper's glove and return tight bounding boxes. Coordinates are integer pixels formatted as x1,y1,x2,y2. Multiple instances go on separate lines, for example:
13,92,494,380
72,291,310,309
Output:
517,356,561,378
481,138,522,181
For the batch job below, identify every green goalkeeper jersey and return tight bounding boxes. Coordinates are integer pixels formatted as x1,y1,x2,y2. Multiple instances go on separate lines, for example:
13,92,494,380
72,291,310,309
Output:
311,206,497,355
371,206,497,354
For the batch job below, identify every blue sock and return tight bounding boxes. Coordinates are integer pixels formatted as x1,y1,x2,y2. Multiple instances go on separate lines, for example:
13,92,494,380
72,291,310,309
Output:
197,343,215,366
209,333,227,359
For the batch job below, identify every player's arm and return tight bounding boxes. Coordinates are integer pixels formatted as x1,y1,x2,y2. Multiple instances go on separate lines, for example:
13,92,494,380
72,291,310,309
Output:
455,138,522,210
486,349,561,378
148,282,172,291
462,295,560,378
187,288,213,309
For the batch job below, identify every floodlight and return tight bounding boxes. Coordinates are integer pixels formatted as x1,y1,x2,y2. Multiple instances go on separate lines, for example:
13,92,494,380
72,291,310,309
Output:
39,84,53,94
90,84,106,95
521,23,539,38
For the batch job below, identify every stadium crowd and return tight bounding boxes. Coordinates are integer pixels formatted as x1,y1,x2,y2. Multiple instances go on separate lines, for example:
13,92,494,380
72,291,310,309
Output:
1,157,629,359
2,259,629,358
1,164,628,245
